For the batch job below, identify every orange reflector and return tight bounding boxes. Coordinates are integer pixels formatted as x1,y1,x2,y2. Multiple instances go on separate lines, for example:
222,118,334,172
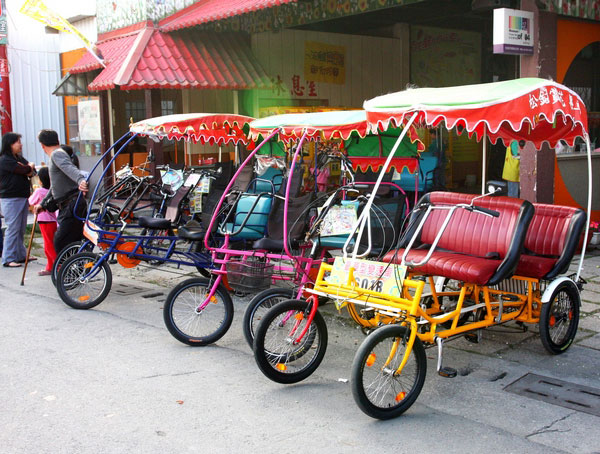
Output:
549,315,556,327
294,313,304,321
276,363,287,371
211,296,218,304
366,353,376,367
84,262,94,269
78,295,90,302
569,311,573,320
395,391,406,402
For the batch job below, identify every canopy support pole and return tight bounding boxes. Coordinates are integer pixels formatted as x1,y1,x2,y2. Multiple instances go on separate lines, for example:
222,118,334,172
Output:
346,112,419,259
576,135,593,282
481,129,487,194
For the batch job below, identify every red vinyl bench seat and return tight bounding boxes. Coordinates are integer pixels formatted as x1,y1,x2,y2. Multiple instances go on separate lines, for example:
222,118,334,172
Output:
515,203,586,280
383,192,534,286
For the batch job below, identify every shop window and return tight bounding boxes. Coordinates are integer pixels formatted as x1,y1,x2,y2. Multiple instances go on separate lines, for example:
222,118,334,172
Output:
125,101,146,123
161,100,175,115
67,105,80,155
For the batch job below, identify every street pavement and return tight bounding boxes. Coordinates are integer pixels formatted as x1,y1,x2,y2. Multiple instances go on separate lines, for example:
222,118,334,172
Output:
1,240,599,453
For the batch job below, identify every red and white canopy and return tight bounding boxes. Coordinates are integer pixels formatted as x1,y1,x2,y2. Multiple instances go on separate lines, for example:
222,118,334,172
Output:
364,78,589,148
130,113,255,145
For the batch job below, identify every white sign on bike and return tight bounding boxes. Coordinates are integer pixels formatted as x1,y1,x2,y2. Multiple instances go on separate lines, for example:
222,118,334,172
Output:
318,204,357,236
190,189,203,214
83,221,99,246
198,176,211,194
184,173,201,187
327,257,407,303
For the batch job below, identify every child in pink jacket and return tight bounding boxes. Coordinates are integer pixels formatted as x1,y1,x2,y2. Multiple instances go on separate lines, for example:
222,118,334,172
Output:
28,167,57,275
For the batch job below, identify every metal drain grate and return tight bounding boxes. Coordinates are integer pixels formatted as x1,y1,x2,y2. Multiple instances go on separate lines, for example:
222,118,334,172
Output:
112,284,149,296
505,373,600,417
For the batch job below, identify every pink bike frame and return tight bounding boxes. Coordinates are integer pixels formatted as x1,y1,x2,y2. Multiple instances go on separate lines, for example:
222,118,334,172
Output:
196,129,325,310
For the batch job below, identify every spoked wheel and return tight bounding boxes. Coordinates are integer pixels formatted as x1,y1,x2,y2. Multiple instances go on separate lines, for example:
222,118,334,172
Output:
351,324,426,420
253,299,327,384
163,278,233,346
51,241,94,287
56,252,112,310
242,288,295,348
539,281,580,354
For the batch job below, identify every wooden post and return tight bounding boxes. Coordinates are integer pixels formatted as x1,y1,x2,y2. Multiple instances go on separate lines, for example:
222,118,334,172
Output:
519,0,557,204
145,89,163,175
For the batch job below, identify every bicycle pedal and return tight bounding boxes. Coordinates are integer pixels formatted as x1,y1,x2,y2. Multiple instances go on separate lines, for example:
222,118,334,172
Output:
438,367,458,378
108,259,118,264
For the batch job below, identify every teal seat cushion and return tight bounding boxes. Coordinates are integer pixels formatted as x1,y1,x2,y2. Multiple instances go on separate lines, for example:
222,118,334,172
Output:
222,194,272,239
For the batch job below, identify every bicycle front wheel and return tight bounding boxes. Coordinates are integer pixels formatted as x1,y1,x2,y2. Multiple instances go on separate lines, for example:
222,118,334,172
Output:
242,287,295,348
52,241,93,287
163,278,233,346
56,252,112,310
351,325,426,420
253,299,327,384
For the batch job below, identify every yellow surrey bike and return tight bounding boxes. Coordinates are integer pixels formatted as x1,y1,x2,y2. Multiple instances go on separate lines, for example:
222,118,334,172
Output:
253,79,593,420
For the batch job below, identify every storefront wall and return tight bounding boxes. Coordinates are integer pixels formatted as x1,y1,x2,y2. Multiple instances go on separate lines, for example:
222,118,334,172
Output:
251,29,409,114
184,89,237,163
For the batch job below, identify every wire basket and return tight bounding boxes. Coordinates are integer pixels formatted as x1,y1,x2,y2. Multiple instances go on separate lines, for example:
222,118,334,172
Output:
226,257,274,292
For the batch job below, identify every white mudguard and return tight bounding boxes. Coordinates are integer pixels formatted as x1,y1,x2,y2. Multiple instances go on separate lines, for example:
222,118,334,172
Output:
541,276,579,304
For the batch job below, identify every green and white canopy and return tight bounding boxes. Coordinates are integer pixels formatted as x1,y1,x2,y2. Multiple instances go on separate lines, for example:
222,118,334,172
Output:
364,78,588,148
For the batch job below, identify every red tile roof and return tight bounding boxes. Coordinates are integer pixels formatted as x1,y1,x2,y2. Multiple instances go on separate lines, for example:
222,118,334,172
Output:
69,27,271,91
160,0,297,32
69,31,140,74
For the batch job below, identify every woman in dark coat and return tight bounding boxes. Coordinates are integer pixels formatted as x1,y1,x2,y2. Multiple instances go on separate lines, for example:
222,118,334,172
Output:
0,132,36,267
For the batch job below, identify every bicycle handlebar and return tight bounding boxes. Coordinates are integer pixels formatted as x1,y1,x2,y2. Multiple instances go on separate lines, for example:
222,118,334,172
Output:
467,205,500,218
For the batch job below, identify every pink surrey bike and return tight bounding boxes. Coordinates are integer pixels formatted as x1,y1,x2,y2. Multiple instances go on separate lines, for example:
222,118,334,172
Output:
161,110,422,347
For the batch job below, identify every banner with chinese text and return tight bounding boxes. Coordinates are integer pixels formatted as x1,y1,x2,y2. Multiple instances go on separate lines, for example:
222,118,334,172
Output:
304,41,345,85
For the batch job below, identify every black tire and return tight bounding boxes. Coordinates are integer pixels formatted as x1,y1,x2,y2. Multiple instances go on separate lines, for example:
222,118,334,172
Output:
253,299,327,384
539,281,580,354
51,241,93,287
163,278,233,346
351,324,426,420
195,266,212,278
192,241,212,278
56,252,112,310
242,288,295,348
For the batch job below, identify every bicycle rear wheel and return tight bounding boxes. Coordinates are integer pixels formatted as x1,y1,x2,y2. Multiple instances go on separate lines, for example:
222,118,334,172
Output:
242,287,295,348
56,252,112,310
163,278,233,346
351,325,426,420
253,299,327,384
539,281,580,354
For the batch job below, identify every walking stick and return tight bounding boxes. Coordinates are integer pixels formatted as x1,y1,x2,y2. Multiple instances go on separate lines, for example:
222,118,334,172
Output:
20,212,38,286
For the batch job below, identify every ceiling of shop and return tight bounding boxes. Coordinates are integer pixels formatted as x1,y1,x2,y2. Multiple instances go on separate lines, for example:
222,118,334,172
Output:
293,0,514,35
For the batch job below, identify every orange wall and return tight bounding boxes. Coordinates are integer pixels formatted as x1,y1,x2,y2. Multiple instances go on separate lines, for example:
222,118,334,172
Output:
555,18,600,224
60,48,88,145
556,19,600,84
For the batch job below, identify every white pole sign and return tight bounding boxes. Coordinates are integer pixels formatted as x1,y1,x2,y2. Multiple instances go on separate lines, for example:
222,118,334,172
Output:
493,8,534,55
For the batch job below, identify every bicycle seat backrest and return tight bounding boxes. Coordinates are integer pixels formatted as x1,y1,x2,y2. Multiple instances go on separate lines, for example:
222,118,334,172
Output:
389,191,534,285
355,168,393,196
224,192,273,240
164,184,194,224
394,153,437,193
359,194,407,254
250,166,284,193
516,203,586,279
213,161,234,190
267,191,316,242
